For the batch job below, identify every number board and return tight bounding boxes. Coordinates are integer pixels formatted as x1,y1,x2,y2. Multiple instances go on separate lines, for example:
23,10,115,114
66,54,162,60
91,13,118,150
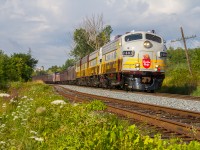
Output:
160,52,167,57
122,51,133,56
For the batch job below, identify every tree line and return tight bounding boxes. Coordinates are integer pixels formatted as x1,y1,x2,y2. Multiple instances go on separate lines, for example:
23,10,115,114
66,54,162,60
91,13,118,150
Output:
0,50,38,89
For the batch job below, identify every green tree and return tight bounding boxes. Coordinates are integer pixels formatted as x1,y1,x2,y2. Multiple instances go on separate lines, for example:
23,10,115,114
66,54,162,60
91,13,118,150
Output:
190,48,200,71
71,28,94,59
61,59,75,71
0,50,10,88
8,52,38,82
47,65,61,74
70,14,113,59
166,48,186,66
97,25,113,48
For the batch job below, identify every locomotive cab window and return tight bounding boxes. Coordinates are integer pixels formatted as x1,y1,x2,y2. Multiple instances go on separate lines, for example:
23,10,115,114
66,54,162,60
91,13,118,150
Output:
146,34,162,43
125,33,142,42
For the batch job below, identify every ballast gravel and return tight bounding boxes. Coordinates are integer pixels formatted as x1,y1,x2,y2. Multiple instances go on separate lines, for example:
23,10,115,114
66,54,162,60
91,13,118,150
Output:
60,85,200,112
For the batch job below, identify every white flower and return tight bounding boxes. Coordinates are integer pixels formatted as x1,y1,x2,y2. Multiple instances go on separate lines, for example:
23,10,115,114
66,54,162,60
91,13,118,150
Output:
51,100,66,105
2,103,6,108
0,124,5,128
0,93,10,97
13,116,19,120
29,136,44,142
22,96,27,99
9,99,17,104
36,107,46,114
72,103,79,107
0,141,5,144
11,112,16,116
29,98,34,101
30,130,38,135
35,137,44,142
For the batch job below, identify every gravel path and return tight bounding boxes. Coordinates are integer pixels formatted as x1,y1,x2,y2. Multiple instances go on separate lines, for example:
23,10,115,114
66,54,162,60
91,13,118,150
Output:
60,85,200,112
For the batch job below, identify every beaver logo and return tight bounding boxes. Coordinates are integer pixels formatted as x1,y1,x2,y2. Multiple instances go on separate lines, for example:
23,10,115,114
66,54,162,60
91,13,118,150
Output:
142,54,151,68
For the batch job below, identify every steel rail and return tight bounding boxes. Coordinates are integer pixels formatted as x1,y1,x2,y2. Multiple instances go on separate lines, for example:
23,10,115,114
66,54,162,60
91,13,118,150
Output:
54,85,200,141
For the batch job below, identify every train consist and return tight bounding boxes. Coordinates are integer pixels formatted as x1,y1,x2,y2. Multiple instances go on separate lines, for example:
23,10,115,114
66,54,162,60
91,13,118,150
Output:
33,30,167,92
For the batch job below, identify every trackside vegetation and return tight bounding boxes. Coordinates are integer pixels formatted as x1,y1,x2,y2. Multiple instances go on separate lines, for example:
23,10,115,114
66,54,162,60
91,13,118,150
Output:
1,82,200,149
160,47,200,96
0,50,38,89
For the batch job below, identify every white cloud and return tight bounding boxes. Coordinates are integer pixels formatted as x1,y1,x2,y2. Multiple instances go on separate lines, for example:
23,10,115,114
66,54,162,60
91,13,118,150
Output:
106,0,116,6
0,0,199,69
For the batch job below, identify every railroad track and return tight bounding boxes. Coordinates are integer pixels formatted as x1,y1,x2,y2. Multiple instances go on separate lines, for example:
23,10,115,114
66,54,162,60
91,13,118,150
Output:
56,84,200,101
54,85,200,142
130,91,200,101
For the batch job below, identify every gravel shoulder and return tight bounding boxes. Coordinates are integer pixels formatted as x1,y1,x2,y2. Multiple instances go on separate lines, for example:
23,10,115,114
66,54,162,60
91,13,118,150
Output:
59,85,200,112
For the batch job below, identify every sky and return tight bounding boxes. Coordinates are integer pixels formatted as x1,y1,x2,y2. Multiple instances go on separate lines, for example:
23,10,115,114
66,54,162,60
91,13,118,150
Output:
0,0,200,70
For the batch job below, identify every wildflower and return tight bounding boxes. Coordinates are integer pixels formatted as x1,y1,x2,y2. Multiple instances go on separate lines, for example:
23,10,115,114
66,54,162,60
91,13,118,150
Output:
0,141,5,144
35,137,44,142
13,116,19,120
11,112,16,116
9,99,17,104
2,103,6,108
22,96,27,99
0,124,5,128
36,107,46,115
0,93,10,97
29,136,43,142
29,98,34,101
51,100,66,105
72,103,79,107
30,130,38,135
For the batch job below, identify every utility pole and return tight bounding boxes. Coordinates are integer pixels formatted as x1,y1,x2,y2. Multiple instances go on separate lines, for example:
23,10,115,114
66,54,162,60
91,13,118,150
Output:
171,27,196,76
180,27,192,76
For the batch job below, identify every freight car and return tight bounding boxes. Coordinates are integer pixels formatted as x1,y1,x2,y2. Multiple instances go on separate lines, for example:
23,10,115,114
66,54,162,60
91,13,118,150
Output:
33,30,167,92
32,72,60,84
60,66,76,84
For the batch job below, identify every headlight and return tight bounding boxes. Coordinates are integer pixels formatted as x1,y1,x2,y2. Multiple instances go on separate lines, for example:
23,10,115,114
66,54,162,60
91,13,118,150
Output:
135,63,140,67
144,41,152,48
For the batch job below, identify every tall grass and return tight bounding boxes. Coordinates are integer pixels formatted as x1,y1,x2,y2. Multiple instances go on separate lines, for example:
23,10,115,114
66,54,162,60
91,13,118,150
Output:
0,82,200,149
160,48,200,96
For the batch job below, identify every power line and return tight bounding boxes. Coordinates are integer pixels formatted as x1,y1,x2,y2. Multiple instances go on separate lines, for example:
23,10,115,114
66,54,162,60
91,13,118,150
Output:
171,35,196,43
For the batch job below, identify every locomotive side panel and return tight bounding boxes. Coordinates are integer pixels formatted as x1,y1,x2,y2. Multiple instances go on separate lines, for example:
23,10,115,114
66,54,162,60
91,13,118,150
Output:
88,50,99,76
101,39,121,74
80,55,89,77
75,60,81,78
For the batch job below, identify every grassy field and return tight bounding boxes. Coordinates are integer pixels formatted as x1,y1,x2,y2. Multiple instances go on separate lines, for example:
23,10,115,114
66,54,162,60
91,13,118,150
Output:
0,82,200,149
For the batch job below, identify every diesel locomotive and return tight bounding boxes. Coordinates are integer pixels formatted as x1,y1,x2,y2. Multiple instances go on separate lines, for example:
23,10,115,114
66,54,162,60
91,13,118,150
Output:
33,30,167,92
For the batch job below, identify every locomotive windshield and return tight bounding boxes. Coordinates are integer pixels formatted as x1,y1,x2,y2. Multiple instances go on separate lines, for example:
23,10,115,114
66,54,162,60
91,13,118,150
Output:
125,33,142,42
146,34,162,43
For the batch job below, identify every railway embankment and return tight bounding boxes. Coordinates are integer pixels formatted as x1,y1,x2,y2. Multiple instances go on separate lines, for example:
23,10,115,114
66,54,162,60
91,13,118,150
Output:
1,82,200,149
